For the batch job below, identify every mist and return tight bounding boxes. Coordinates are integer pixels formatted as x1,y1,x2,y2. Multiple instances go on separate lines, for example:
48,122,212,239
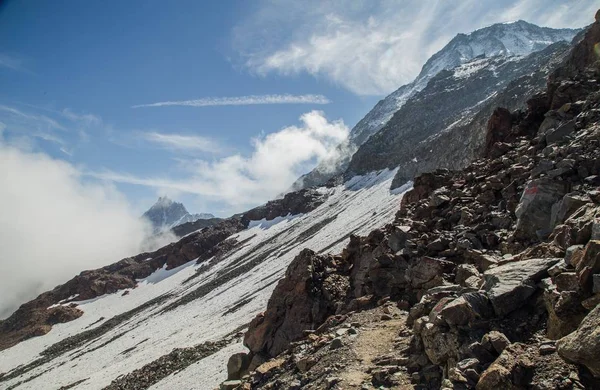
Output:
0,145,173,319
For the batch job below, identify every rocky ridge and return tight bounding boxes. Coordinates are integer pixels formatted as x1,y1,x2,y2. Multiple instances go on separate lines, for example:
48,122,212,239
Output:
292,22,579,190
221,11,600,390
0,189,328,352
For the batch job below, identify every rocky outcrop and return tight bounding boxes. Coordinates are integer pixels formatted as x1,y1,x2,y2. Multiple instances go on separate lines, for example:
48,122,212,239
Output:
349,41,573,186
244,249,349,358
241,188,328,223
0,217,246,351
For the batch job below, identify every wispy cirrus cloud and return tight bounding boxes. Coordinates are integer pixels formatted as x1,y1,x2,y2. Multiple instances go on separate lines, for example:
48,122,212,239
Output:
137,131,221,153
131,94,331,108
0,104,106,154
235,0,597,95
0,53,30,73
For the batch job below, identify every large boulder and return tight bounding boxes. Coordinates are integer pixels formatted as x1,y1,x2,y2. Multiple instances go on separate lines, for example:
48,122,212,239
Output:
476,343,534,390
243,249,348,357
483,258,560,316
514,179,567,240
557,303,600,377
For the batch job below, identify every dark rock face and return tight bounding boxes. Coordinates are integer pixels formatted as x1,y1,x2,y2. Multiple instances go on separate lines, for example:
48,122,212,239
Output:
244,249,349,358
171,217,223,237
241,188,328,224
345,42,573,188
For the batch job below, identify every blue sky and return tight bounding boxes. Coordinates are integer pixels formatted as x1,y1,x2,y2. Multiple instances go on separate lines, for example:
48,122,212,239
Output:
0,0,597,216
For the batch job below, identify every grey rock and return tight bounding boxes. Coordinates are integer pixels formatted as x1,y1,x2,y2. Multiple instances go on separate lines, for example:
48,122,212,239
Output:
545,120,576,144
550,193,590,227
515,179,567,240
557,303,600,377
565,245,584,266
227,352,250,380
483,258,561,316
221,380,242,390
481,331,511,354
330,337,344,350
440,292,493,326
593,274,600,293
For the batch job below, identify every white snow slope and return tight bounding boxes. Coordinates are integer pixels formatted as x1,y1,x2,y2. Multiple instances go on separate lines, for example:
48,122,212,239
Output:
0,169,409,390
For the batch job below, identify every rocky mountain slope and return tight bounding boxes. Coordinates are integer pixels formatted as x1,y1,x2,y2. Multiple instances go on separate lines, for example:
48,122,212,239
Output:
347,40,574,183
0,173,406,389
0,11,596,390
218,10,600,390
293,21,579,190
142,196,215,233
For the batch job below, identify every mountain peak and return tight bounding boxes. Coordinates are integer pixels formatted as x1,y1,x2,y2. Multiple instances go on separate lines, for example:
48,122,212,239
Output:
152,196,178,209
142,197,214,233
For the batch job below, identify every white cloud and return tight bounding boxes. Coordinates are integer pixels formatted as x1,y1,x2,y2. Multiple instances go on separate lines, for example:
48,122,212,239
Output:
61,108,102,127
89,110,349,212
131,94,331,108
0,53,29,73
0,104,67,131
236,0,598,95
0,144,173,319
137,131,221,153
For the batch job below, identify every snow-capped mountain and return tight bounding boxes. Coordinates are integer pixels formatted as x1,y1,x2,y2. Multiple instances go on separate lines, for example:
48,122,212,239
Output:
293,21,578,190
142,197,215,233
0,14,594,390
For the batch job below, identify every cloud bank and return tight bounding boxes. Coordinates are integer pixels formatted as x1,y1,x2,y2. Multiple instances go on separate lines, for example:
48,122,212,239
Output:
0,144,172,319
90,110,349,212
236,0,598,95
132,94,331,108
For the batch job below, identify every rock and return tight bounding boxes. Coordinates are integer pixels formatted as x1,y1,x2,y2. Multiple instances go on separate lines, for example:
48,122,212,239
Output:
594,274,600,293
576,240,600,291
388,225,411,252
227,352,251,380
476,344,534,390
545,120,576,144
440,292,493,326
547,261,568,277
330,337,343,350
565,245,584,267
221,380,242,390
455,264,481,286
539,344,556,355
554,272,579,292
468,342,496,364
582,294,600,310
592,219,600,240
514,179,567,240
457,358,480,371
557,303,600,377
406,257,454,288
483,258,560,316
255,358,285,375
420,322,460,365
381,314,393,321
464,368,480,383
244,249,348,357
481,331,510,355
296,356,317,373
551,193,590,227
